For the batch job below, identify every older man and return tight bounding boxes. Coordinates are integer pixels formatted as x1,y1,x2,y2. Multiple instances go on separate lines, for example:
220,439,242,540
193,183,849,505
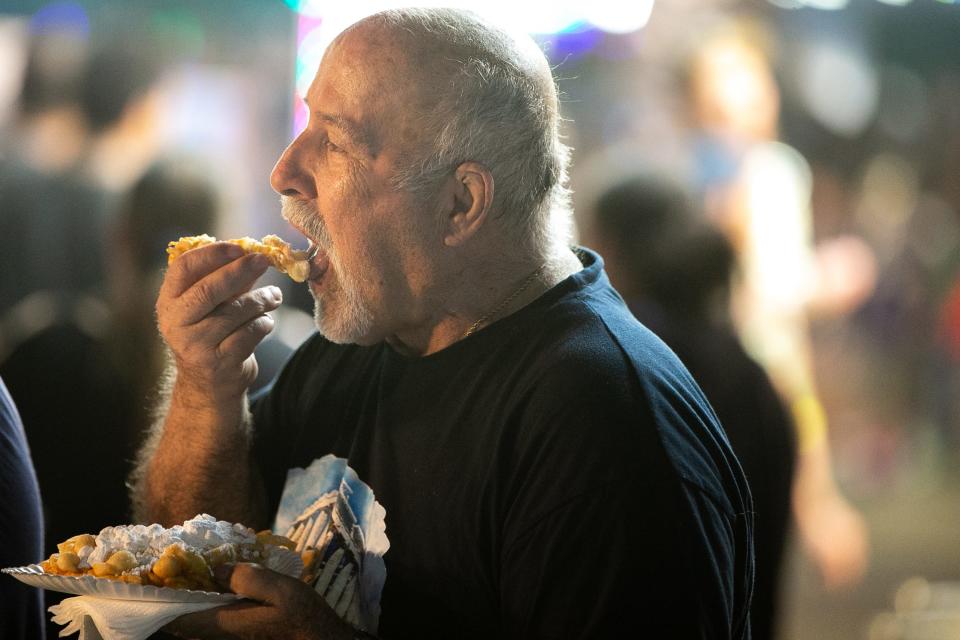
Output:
133,8,753,639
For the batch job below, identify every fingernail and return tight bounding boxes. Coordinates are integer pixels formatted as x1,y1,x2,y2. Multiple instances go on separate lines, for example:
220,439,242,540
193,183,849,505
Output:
226,244,244,258
269,286,283,302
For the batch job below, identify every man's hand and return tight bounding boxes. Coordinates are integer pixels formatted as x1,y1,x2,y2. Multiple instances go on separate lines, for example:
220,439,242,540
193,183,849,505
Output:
134,242,276,526
156,242,282,404
166,563,356,640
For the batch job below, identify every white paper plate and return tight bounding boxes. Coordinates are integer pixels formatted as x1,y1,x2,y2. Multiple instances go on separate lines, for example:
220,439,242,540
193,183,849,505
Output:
2,565,242,603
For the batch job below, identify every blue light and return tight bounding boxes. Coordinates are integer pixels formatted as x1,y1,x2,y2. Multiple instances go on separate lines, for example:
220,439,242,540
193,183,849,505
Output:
544,26,604,60
29,1,90,37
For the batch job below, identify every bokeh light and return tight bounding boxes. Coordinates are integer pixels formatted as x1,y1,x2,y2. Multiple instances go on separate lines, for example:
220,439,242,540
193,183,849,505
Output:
584,0,654,34
801,0,850,8
29,1,89,37
283,1,655,41
0,19,28,125
855,153,919,257
285,2,657,136
796,39,879,138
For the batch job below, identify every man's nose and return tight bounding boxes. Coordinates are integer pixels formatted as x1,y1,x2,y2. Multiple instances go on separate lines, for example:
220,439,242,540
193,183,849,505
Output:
270,134,317,199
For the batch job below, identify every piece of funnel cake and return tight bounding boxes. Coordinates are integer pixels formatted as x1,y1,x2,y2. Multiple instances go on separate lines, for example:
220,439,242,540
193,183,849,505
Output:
40,514,302,591
167,233,311,282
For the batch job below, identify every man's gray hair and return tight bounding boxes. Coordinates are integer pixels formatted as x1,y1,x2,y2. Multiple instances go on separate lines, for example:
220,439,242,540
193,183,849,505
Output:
373,9,573,255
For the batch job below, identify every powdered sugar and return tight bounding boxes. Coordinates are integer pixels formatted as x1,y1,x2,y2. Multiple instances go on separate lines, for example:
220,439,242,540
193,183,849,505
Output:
83,515,256,571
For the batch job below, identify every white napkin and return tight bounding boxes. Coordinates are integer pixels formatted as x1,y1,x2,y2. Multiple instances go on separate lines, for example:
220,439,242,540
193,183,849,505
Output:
49,596,230,640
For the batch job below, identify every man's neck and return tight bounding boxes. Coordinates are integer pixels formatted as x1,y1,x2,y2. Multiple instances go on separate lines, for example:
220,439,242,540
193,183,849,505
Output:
386,246,582,357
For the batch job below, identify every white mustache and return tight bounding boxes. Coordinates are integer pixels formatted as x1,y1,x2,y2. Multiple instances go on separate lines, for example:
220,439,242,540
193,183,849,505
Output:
280,196,332,252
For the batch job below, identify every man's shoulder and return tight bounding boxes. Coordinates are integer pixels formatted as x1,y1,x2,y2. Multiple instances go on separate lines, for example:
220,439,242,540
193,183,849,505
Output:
511,289,696,445
527,283,699,403
520,286,748,514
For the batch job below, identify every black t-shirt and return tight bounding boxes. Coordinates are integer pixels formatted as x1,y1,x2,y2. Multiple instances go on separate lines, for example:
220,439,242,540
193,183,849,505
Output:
631,300,795,640
252,249,753,639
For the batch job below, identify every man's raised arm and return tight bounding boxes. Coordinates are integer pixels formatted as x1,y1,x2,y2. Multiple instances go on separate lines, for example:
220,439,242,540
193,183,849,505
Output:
129,242,281,528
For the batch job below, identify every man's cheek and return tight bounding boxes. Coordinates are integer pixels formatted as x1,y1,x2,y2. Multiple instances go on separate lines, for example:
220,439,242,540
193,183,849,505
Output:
335,158,374,204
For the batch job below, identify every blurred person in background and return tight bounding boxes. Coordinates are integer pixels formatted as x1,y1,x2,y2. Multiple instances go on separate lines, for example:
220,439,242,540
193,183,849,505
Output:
0,31,157,635
585,174,796,640
0,158,216,635
0,375,45,640
2,155,298,636
104,159,222,437
684,21,869,590
0,30,161,315
0,29,108,311
0,25,163,547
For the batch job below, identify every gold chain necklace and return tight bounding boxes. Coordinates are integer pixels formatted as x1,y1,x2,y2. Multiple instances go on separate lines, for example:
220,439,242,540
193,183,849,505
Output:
462,265,546,339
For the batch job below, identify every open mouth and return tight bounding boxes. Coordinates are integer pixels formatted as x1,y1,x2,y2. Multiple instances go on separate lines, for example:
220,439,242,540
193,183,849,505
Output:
287,223,331,284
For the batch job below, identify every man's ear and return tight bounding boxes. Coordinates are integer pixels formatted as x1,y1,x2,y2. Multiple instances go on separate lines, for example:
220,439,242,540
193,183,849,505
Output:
443,162,494,247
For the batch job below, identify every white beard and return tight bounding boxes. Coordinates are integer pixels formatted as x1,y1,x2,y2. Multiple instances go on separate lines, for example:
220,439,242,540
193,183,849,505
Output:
281,196,375,344
311,257,374,344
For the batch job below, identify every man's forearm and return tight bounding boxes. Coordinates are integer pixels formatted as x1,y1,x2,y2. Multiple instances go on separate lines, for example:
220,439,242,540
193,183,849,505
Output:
129,365,268,528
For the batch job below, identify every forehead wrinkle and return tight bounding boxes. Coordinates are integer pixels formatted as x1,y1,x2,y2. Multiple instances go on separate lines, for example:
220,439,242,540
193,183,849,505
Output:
313,27,435,161
302,79,380,156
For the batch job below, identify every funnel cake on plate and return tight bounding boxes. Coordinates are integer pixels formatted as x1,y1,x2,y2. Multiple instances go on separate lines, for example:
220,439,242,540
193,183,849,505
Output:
40,514,300,592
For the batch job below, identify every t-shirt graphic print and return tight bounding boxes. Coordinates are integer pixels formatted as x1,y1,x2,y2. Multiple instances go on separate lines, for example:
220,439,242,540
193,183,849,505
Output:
272,455,389,634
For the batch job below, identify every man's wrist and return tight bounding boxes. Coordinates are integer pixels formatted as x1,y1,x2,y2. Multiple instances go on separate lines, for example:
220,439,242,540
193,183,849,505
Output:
172,374,243,408
167,383,250,441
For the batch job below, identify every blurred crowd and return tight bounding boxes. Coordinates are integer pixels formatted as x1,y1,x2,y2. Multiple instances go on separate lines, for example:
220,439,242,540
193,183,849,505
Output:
0,4,314,635
1,1,960,639
567,1,960,499
565,3,960,637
